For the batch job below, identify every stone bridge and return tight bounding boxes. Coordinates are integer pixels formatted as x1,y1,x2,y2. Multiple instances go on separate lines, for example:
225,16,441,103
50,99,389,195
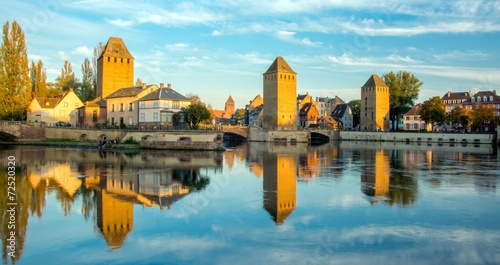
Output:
221,125,250,139
0,121,46,141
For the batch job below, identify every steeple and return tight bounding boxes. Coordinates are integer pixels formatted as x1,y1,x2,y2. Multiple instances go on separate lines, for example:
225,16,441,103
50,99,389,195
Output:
362,74,388,88
263,56,296,75
99,37,134,59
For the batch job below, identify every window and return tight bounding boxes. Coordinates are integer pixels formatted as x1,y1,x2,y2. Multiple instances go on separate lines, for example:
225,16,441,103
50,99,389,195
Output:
453,100,456,104
64,102,68,107
164,102,169,108
140,113,145,122
127,59,130,63
153,101,159,108
477,96,481,102
121,58,123,63
107,57,110,62
120,103,124,112
153,112,158,122
128,116,133,125
172,101,180,109
153,172,159,184
75,103,79,107
92,110,97,122
483,96,487,102
129,103,134,111
114,58,116,62
111,104,115,112
140,102,145,108
471,97,475,102
489,96,494,101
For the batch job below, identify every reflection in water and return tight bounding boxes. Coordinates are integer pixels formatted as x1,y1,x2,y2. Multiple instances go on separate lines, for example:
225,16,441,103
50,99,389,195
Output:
263,151,297,224
0,142,498,264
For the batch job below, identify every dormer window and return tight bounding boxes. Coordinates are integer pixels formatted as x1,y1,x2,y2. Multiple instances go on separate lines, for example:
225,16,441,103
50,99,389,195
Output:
477,96,481,102
489,96,494,101
471,97,475,102
483,96,487,102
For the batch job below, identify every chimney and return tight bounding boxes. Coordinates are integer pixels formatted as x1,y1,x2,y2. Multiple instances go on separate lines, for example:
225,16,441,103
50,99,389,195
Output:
167,83,172,89
142,83,146,89
493,90,497,95
160,83,164,88
447,91,450,97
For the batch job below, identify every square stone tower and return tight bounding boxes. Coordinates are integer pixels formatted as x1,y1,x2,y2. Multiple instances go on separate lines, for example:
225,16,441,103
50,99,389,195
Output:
360,74,390,131
263,56,297,130
96,37,134,98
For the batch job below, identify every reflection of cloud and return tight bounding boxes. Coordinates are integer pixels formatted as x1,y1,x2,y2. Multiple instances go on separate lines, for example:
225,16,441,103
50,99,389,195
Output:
327,194,367,208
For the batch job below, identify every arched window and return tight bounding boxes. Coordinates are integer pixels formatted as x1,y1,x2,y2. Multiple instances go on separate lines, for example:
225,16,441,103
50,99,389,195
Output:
489,96,494,101
471,97,475,102
483,96,488,102
477,96,481,102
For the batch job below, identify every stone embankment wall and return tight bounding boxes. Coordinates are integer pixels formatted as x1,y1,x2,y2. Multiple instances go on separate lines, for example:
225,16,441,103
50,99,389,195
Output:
339,131,496,144
248,127,309,143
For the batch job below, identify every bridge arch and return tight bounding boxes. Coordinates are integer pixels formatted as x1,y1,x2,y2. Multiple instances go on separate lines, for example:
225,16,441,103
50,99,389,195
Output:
0,131,18,142
310,131,330,145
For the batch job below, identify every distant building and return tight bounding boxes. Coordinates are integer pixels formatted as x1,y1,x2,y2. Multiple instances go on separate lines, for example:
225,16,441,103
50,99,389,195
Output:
106,83,159,127
461,90,500,132
77,96,107,128
298,102,319,128
213,95,236,119
263,56,297,130
27,88,83,126
331,103,353,130
138,83,190,127
403,103,431,131
360,74,390,131
248,104,263,127
315,97,333,118
441,91,471,113
96,37,134,99
244,94,263,125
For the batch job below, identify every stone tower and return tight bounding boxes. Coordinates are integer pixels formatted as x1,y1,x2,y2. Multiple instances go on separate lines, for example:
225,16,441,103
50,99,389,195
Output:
360,74,390,131
96,37,134,98
262,56,297,130
224,95,235,118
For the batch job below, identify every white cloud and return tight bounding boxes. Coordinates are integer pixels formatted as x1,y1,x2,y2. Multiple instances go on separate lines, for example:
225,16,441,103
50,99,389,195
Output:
275,31,322,47
71,46,92,56
104,18,134,27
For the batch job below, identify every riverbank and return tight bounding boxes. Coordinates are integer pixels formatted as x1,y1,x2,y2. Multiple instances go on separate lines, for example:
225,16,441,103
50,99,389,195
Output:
0,140,142,150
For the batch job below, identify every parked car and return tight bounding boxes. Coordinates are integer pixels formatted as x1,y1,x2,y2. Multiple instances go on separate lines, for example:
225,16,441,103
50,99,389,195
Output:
55,121,71,127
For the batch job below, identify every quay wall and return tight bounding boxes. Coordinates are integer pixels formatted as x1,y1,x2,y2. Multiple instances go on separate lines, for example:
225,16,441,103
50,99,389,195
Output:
339,131,496,144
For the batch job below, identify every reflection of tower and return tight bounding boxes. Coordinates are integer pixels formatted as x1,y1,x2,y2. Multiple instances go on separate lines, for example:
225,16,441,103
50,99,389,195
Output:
361,149,390,199
97,189,134,249
263,153,297,224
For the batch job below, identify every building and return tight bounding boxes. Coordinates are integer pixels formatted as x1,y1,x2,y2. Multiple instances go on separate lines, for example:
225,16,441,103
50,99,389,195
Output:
106,83,159,127
360,74,390,131
27,88,83,126
263,56,297,130
315,97,333,118
212,96,236,119
461,90,500,132
138,83,190,127
248,104,263,127
331,103,353,130
96,37,134,99
244,94,263,125
298,102,319,128
77,96,107,128
403,103,431,131
442,91,471,113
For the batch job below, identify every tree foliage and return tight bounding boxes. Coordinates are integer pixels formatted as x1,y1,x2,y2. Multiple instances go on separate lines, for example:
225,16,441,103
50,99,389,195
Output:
470,105,495,132
447,106,470,132
184,104,211,129
29,59,47,98
382,71,423,129
348,99,361,128
135,78,143,86
0,20,30,120
55,60,79,91
79,58,94,102
420,96,446,127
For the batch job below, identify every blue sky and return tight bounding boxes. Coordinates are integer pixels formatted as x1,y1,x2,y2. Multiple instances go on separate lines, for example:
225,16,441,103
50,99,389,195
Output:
3,0,500,109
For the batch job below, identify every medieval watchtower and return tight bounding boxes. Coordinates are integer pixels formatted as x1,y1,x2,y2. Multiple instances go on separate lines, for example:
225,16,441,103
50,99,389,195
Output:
96,37,134,98
360,74,390,131
262,56,297,130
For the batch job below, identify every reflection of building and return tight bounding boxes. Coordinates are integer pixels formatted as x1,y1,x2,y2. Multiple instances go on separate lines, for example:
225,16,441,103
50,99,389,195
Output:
361,149,390,199
97,189,134,249
138,169,191,209
263,153,297,224
28,162,82,196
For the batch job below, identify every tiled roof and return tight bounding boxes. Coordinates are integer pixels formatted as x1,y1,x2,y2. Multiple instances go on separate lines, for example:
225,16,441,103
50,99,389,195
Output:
36,98,60,108
331,104,349,118
99,37,134,59
441,91,471,100
85,97,107,108
362,74,388,88
404,103,423,116
226,95,234,103
139,87,189,101
106,85,151,99
264,56,296,74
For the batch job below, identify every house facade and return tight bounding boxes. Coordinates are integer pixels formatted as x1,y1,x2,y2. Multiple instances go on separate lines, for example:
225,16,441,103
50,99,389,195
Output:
27,88,83,126
298,102,319,128
106,83,159,127
331,103,353,130
461,90,500,132
403,103,431,131
138,83,191,128
77,97,107,128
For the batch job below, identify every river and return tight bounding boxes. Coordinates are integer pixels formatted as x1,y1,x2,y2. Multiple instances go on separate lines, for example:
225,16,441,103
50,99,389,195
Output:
0,142,499,265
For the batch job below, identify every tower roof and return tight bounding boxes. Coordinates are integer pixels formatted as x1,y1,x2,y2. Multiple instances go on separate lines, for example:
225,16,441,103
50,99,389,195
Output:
99,37,134,60
226,95,234,103
263,56,296,74
362,74,388,88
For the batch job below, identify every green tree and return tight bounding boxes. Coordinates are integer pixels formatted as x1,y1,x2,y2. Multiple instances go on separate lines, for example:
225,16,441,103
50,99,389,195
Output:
420,96,446,129
79,58,94,102
135,78,143,87
45,82,61,98
184,104,211,129
0,20,31,120
470,105,495,132
348,99,361,129
55,60,79,91
234,108,246,125
382,71,423,130
447,106,470,132
92,42,103,93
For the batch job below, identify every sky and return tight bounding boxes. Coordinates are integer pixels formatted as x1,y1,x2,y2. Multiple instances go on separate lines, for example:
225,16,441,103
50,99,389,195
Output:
2,0,500,110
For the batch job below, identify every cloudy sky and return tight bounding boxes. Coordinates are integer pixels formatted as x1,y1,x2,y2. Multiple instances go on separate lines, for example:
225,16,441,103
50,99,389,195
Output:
3,0,500,109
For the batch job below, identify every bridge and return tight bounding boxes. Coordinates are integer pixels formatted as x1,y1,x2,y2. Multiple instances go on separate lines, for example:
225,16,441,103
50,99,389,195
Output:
220,125,250,140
